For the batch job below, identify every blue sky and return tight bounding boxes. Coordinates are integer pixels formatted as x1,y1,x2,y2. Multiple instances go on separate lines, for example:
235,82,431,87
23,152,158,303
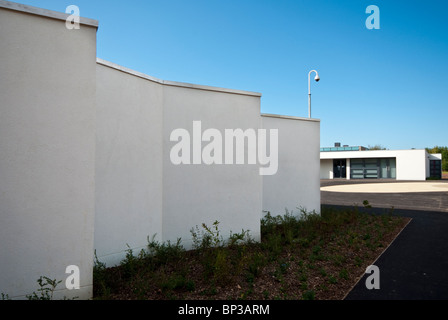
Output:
22,0,448,150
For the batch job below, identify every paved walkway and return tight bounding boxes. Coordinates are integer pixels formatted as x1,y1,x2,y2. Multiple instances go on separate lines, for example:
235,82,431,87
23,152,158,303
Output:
321,181,448,193
321,179,448,212
321,179,448,300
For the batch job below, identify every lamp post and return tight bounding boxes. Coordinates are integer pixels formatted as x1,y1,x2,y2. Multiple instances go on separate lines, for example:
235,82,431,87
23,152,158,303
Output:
308,70,320,118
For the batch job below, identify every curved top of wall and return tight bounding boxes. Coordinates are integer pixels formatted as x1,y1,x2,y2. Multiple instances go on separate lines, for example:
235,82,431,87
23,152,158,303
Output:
0,0,99,28
96,58,262,98
261,113,320,122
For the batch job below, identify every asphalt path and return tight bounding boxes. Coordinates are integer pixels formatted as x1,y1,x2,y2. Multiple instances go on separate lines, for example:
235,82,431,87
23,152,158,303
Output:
320,179,448,300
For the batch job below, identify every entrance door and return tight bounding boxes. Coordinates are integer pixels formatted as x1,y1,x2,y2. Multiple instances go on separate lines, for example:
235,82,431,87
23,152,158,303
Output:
430,160,442,179
333,159,347,179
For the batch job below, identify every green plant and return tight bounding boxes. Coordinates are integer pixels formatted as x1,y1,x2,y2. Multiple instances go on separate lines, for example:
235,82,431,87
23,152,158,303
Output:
213,248,232,284
93,250,112,298
246,251,265,279
191,220,223,251
302,290,315,300
147,235,185,267
328,276,338,284
1,293,10,300
363,200,372,209
120,245,143,279
339,268,349,280
160,274,191,291
298,272,308,282
26,276,62,300
228,229,253,247
319,267,327,277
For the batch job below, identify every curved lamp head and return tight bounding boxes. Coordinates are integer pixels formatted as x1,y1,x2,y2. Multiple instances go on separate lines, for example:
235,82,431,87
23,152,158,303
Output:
309,69,320,82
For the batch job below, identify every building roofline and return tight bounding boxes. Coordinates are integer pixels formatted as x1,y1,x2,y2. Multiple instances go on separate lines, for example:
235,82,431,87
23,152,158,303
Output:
261,113,320,122
0,0,99,28
96,58,262,97
320,148,429,160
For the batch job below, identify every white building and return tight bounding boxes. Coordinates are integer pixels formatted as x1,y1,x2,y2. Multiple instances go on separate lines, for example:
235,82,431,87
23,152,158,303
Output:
0,1,320,299
320,143,442,181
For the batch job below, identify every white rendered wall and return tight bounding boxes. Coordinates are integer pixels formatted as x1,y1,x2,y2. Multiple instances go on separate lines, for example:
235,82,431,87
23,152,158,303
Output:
262,115,321,216
0,6,97,299
395,150,426,180
161,85,263,248
320,159,333,179
95,62,164,267
95,60,264,257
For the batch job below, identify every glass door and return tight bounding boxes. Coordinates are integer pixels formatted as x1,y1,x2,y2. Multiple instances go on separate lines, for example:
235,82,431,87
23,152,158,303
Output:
333,159,347,179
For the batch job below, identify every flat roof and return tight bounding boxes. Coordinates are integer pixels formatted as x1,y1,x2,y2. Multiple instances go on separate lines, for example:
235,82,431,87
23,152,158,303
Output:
320,148,428,160
0,0,99,28
320,146,366,152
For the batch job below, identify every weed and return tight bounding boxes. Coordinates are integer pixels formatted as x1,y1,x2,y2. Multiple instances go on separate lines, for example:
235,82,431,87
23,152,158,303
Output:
298,272,308,282
302,290,315,300
279,260,290,274
247,251,265,279
93,250,112,298
160,274,191,292
339,269,349,280
262,290,269,299
300,282,308,291
312,245,322,255
147,235,185,267
120,245,143,279
1,293,10,300
213,248,232,284
328,276,338,284
363,200,372,209
26,276,62,300
354,256,364,267
228,229,253,247
319,267,327,277
191,220,223,251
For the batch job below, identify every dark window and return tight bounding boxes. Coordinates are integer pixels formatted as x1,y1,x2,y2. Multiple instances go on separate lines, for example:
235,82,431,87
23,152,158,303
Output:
350,158,396,179
429,160,442,179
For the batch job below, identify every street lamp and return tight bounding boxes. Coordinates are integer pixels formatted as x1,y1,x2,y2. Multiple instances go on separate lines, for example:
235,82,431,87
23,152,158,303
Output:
308,70,320,118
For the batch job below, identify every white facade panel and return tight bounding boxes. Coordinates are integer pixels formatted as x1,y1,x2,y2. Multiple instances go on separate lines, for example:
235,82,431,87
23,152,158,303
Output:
0,5,97,299
95,63,164,267
161,85,263,248
262,115,321,215
320,159,333,179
